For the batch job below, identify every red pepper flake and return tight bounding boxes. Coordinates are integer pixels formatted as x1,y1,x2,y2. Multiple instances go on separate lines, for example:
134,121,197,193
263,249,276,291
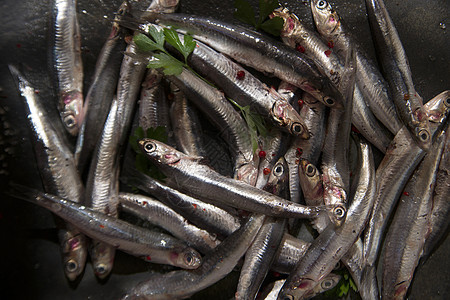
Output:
328,40,334,48
296,148,303,156
16,44,21,48
263,168,271,175
202,208,206,211
404,93,410,101
272,153,276,156
351,125,360,133
324,49,332,57
34,90,40,95
146,255,151,261
236,70,245,80
296,45,305,53
99,224,105,228
192,204,197,209
298,98,304,108
142,201,147,206
258,150,266,158
403,191,410,196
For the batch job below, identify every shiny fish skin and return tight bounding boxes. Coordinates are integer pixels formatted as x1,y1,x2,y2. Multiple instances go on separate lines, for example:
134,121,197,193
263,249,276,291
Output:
119,192,219,253
122,214,265,300
279,137,376,299
138,68,168,130
271,234,310,274
164,67,257,184
74,1,129,174
9,65,87,281
13,187,202,270
145,13,343,108
84,97,120,279
138,139,339,220
310,0,402,135
363,93,450,273
364,0,431,150
185,39,309,138
169,82,206,157
52,0,84,136
422,125,450,260
381,129,446,299
274,7,392,153
121,167,241,237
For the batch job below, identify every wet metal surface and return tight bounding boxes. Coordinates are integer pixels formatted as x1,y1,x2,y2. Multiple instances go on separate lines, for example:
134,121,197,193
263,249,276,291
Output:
0,0,448,299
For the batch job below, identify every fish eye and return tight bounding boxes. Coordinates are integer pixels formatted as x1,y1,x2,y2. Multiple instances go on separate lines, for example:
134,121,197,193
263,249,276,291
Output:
305,164,316,177
95,264,107,275
143,141,156,153
291,123,304,135
418,129,430,142
317,0,328,9
274,164,284,176
65,259,78,272
333,205,346,220
63,114,76,128
324,97,335,106
321,279,334,289
444,98,450,107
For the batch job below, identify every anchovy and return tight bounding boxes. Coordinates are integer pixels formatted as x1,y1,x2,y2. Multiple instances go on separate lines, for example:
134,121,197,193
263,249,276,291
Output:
138,68,169,130
84,96,120,278
164,67,258,184
284,92,326,204
9,65,87,281
142,13,343,108
169,82,206,157
52,0,84,136
363,92,450,273
121,167,241,237
12,186,203,270
236,157,289,300
279,137,376,299
274,7,392,153
310,0,402,135
422,121,450,260
364,0,431,149
74,1,129,174
121,214,265,300
138,139,344,221
263,275,341,300
118,193,219,253
381,130,446,299
272,234,311,274
183,38,309,137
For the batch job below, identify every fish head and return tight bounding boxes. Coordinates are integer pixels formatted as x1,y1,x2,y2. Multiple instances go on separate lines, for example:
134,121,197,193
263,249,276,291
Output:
311,0,340,37
60,90,84,136
424,90,450,124
278,276,317,300
170,247,202,269
271,95,309,139
263,157,289,197
61,232,87,281
306,273,341,298
271,8,301,39
298,159,324,203
139,138,182,165
89,241,115,279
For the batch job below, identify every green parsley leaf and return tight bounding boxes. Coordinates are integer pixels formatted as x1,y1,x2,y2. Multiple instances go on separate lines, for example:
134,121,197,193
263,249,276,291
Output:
147,53,184,75
133,33,165,53
260,16,284,36
146,126,168,143
147,25,165,47
234,0,256,27
163,28,197,63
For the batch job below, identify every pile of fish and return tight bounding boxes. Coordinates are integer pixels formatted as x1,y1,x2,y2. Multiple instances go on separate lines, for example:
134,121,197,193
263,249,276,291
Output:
8,0,449,299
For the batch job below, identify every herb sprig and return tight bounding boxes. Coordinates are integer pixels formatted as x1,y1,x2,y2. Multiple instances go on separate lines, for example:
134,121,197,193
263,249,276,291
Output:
234,0,284,36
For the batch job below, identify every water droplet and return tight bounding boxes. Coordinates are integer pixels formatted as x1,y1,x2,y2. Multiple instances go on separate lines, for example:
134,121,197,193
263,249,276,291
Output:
82,9,87,14
103,15,108,19
439,22,446,30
